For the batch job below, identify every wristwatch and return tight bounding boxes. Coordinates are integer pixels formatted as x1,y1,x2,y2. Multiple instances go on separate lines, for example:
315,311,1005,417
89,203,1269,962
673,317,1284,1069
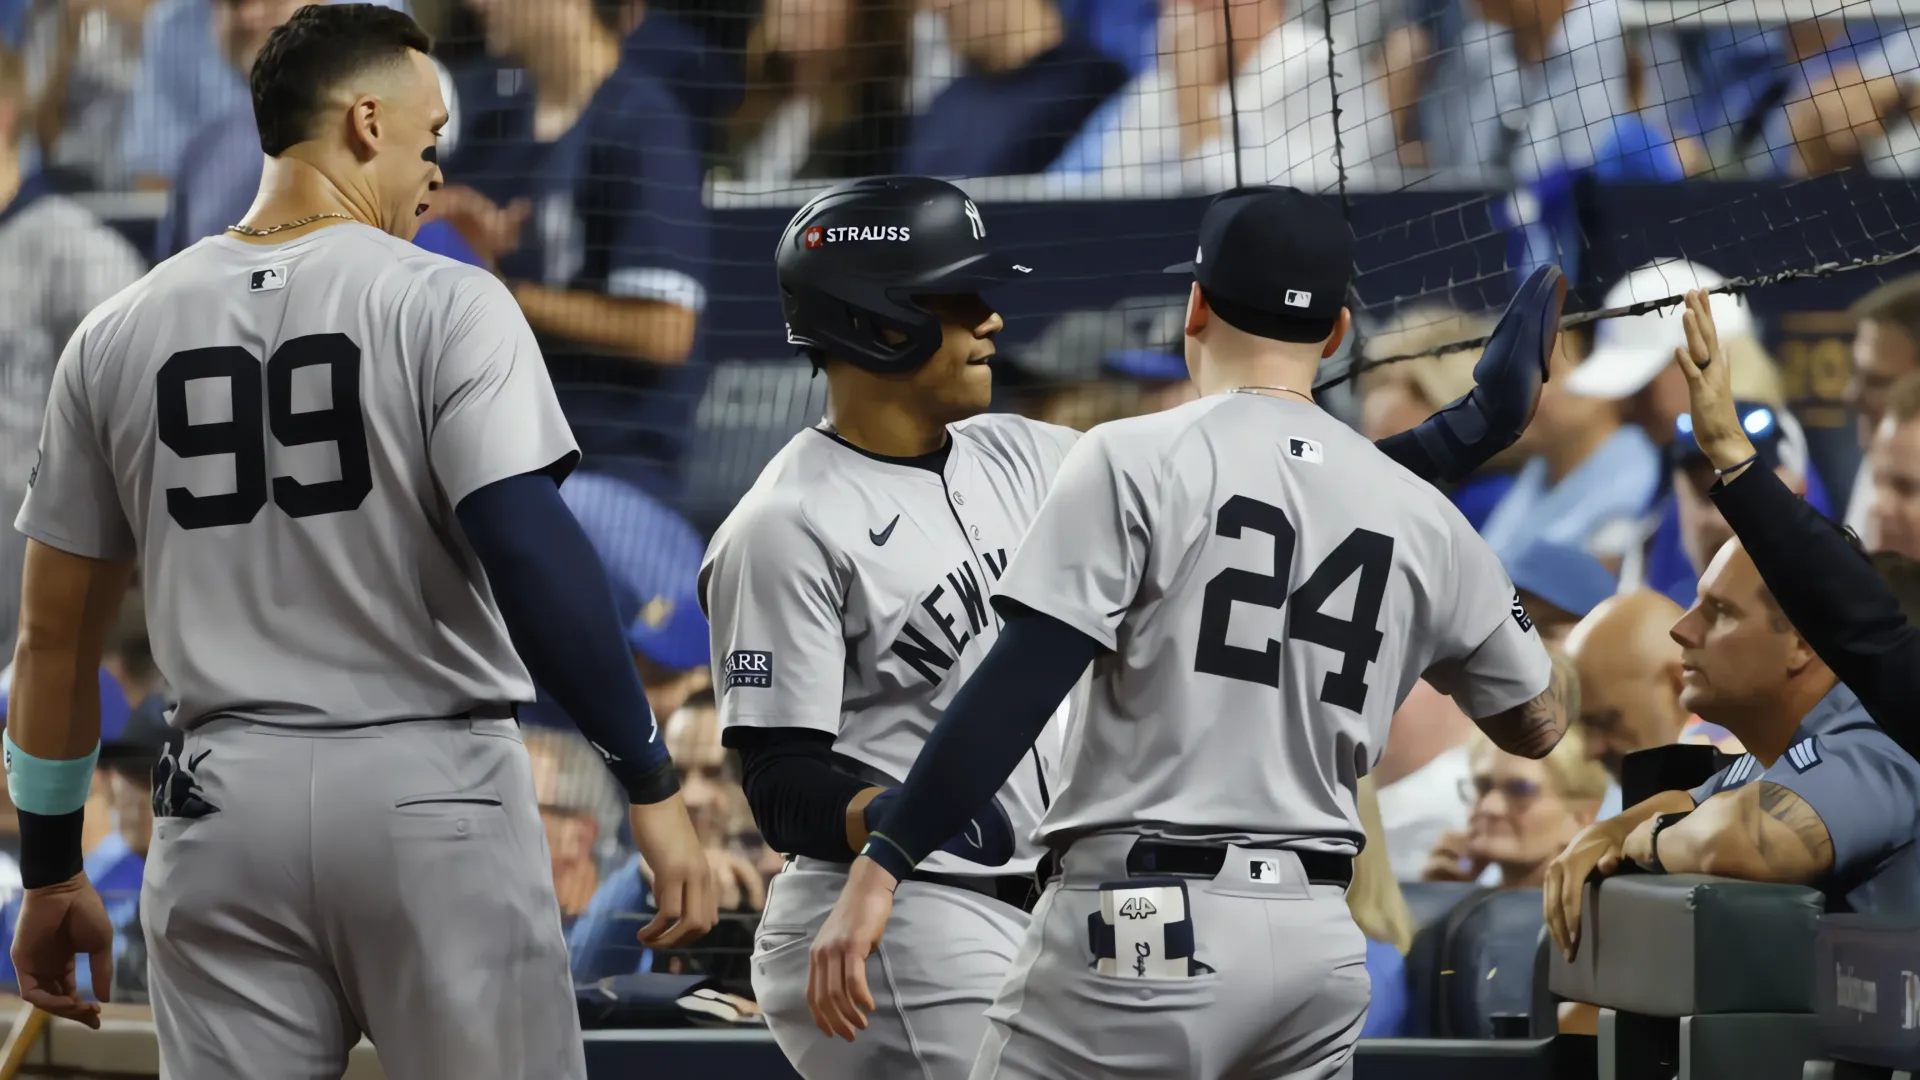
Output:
1645,812,1692,874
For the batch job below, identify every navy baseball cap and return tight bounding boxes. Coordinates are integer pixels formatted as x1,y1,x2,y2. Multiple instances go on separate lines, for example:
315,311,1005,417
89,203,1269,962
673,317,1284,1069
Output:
1671,401,1783,473
561,473,709,673
1165,185,1354,344
1504,542,1617,620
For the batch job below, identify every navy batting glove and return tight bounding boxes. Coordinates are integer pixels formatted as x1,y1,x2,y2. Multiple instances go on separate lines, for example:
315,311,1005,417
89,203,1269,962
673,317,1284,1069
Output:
864,788,1016,868
1376,264,1566,485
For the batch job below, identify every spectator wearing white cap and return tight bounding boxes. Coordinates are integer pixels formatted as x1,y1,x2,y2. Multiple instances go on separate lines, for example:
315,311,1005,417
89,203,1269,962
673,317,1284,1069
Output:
1569,259,1833,603
1563,259,1758,447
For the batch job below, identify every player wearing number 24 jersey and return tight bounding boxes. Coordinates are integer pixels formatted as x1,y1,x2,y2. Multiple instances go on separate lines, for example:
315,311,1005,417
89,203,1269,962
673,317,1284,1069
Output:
806,186,1575,1080
7,9,711,1078
708,178,1567,1080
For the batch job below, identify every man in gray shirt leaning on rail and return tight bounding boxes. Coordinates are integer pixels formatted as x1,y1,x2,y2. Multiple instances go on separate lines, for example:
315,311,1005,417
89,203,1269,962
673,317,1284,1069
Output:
1545,529,1920,956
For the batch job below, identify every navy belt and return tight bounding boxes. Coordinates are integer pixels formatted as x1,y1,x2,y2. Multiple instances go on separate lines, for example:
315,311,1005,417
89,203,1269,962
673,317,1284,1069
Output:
912,870,1041,913
1127,840,1353,887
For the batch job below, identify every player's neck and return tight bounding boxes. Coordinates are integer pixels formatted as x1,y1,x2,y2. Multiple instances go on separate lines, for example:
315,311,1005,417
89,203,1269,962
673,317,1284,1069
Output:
235,154,377,243
824,393,952,458
1195,351,1321,401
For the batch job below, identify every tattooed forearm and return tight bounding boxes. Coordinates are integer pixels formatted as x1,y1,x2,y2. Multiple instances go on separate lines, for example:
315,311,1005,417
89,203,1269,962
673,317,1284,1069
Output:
1476,647,1575,760
1747,781,1835,877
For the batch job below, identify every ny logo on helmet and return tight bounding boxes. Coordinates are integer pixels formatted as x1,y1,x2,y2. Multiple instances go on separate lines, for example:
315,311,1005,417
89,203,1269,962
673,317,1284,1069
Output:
963,199,985,240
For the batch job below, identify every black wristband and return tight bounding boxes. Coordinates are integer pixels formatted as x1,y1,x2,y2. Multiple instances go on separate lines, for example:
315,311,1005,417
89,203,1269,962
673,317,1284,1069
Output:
616,756,681,806
17,808,85,890
1646,811,1691,874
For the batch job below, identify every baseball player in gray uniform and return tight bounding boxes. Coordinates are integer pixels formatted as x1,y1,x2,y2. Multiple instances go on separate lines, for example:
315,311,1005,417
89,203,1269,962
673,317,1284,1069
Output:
4,8,712,1079
708,179,1569,1080
806,186,1577,1080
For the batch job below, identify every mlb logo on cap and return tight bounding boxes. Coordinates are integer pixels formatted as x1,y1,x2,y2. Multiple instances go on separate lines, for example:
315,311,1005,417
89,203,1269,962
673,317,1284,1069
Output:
1284,289,1312,308
249,266,288,292
805,226,825,249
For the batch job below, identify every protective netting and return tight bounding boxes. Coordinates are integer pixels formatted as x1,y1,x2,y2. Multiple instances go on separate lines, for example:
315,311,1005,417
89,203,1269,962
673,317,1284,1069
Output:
0,0,1916,947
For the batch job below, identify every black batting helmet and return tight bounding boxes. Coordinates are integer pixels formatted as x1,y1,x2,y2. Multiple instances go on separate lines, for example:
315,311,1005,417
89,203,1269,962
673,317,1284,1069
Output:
777,176,1033,373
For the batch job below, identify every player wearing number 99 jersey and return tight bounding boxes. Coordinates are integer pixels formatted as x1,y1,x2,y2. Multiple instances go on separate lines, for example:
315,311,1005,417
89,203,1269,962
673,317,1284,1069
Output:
6,8,712,1079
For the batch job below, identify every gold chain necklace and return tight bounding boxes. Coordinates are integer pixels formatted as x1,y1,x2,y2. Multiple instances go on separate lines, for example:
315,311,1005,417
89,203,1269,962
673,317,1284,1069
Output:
225,212,355,237
1229,385,1313,402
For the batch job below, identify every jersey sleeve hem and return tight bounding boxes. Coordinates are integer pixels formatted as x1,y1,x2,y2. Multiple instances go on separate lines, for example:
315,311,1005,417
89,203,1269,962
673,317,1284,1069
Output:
443,449,581,511
990,590,1118,653
12,516,135,564
720,711,842,738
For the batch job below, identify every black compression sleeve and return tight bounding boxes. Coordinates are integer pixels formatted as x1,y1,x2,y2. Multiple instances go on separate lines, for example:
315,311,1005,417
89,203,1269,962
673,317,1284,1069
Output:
456,473,677,804
866,606,1098,878
725,727,873,861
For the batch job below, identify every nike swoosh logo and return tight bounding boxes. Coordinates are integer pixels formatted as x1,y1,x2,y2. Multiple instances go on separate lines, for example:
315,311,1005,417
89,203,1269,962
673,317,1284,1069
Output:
870,515,900,546
965,822,983,849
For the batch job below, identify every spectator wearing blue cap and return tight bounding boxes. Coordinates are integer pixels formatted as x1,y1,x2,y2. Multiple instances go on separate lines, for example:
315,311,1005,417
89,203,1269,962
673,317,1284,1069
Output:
1503,540,1619,650
524,473,711,735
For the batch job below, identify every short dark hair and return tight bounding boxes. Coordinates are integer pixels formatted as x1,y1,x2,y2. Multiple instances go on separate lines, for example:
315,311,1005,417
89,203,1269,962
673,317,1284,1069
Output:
250,4,432,157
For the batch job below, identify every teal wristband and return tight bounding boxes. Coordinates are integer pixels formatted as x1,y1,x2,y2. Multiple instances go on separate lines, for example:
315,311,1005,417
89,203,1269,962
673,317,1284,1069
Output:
3,733,100,816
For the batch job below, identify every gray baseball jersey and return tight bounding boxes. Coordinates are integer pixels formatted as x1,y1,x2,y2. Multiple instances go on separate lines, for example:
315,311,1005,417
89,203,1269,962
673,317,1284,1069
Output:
15,223,578,730
996,392,1552,853
702,414,1080,876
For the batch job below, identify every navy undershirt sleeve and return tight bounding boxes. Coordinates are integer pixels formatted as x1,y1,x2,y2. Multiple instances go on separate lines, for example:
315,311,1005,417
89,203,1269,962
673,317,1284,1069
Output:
866,605,1099,879
725,727,872,861
455,472,678,804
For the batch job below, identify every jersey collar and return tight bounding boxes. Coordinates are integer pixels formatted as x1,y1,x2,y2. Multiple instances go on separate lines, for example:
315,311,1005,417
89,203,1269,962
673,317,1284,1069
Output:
811,424,953,476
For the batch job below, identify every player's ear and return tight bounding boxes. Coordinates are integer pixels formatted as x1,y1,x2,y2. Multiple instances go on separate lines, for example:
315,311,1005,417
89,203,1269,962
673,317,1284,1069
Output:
1322,308,1351,359
346,95,381,163
1184,283,1208,338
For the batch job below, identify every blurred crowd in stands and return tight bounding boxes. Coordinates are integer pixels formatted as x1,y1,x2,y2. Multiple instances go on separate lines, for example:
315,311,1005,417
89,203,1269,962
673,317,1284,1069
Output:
0,0,1917,1040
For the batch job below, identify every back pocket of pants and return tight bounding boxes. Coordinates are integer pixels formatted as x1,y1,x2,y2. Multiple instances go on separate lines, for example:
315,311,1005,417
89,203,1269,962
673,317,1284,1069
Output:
395,792,504,809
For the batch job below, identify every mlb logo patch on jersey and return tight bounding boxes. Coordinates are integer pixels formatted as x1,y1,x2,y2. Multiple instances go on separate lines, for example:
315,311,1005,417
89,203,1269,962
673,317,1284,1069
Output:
1785,737,1822,773
249,265,288,292
1287,438,1322,464
1510,591,1534,633
1248,857,1279,882
725,650,773,689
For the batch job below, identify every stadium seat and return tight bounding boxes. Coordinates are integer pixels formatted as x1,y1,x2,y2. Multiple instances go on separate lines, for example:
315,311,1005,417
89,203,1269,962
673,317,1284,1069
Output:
1401,882,1491,1037
1436,889,1549,1038
680,360,830,533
